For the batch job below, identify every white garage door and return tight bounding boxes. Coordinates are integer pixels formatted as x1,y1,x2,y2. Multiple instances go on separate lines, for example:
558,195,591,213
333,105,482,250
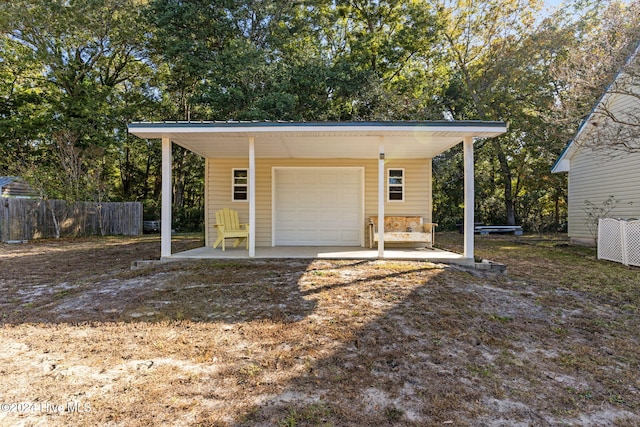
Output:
274,168,363,246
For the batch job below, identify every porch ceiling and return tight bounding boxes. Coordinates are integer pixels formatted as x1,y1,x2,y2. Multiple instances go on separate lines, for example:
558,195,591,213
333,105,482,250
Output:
128,121,508,159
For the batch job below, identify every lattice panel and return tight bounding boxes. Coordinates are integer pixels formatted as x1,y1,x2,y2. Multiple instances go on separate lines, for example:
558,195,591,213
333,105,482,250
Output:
622,220,640,267
598,218,623,263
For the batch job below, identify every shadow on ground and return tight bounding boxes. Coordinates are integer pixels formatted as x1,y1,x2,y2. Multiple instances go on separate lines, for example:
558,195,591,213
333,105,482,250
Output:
1,259,320,325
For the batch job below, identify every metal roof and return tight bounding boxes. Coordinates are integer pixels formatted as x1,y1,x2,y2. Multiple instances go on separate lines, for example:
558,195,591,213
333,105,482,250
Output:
0,176,19,188
128,120,508,159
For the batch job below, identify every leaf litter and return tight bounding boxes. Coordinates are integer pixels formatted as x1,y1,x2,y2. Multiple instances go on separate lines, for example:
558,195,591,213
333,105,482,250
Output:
0,233,638,426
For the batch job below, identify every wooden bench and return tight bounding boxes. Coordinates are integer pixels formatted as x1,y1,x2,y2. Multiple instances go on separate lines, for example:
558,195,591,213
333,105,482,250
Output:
368,216,437,248
474,225,523,236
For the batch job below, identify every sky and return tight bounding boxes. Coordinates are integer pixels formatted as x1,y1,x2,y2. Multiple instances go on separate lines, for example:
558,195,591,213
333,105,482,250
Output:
544,0,565,12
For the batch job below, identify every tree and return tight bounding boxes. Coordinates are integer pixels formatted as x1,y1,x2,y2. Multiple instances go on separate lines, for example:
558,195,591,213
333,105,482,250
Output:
323,0,444,120
4,0,634,234
0,34,49,175
436,0,549,226
1,0,153,202
549,0,640,153
586,45,640,153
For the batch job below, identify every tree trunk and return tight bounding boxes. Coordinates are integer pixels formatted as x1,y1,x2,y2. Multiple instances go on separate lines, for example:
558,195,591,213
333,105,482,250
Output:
143,148,152,200
491,140,516,226
554,192,560,231
173,147,186,211
44,199,60,239
445,28,519,227
121,146,131,199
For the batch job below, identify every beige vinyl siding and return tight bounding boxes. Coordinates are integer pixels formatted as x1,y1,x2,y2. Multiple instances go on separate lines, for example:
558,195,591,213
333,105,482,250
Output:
610,93,637,116
566,86,640,243
382,159,432,217
577,89,639,148
568,147,640,242
206,158,432,247
603,83,639,120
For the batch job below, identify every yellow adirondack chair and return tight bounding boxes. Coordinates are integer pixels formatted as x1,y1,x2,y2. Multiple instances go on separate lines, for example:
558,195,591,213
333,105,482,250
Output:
213,208,249,251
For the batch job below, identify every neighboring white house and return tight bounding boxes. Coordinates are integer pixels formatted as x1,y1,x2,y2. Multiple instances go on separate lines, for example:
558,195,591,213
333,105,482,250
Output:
128,121,507,263
552,44,640,246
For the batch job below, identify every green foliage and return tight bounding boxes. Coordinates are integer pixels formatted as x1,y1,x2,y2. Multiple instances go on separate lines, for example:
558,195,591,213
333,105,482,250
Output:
432,146,464,229
1,0,159,203
1,0,637,232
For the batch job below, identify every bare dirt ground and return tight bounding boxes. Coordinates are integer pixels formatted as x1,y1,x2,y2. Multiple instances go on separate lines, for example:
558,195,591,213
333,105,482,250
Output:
0,233,639,426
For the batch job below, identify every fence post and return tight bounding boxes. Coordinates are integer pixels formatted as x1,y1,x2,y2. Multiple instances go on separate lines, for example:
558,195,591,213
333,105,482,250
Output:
621,221,629,266
623,220,640,267
1,199,8,242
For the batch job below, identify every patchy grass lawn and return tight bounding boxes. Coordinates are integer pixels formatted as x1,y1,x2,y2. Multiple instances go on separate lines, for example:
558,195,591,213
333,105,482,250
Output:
0,232,638,426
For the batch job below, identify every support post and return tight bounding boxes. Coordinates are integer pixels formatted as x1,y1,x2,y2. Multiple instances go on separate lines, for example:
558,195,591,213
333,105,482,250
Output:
161,137,172,259
378,140,385,258
463,136,474,261
204,158,209,247
249,137,256,257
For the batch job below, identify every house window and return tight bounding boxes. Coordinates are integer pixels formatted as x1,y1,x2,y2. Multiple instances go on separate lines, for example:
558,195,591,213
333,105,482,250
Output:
232,169,248,201
387,168,404,202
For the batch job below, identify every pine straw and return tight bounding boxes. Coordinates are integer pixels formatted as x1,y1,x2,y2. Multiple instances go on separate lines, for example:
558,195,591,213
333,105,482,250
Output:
0,233,638,426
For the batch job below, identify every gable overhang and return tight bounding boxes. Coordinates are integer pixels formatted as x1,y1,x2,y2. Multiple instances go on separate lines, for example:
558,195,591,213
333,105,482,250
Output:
551,141,575,173
128,121,507,159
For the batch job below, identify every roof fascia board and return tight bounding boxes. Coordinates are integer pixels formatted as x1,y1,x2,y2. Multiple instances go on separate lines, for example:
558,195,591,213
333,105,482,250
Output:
128,121,507,137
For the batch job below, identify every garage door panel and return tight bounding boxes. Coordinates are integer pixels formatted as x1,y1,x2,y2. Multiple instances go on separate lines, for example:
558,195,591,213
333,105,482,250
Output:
274,168,362,246
297,174,317,184
341,174,360,185
319,174,339,184
339,210,360,221
278,210,299,222
300,232,318,238
317,193,339,205
341,230,360,241
318,232,341,242
316,210,339,221
276,191,298,201
277,170,297,179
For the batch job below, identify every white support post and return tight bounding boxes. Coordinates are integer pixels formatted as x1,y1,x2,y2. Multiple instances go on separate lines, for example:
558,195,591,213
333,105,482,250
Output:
463,136,474,261
161,137,172,259
203,158,209,247
248,137,256,258
378,139,385,258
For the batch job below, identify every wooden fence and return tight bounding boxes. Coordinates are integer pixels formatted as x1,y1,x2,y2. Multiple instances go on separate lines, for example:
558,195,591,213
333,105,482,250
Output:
1,198,142,242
